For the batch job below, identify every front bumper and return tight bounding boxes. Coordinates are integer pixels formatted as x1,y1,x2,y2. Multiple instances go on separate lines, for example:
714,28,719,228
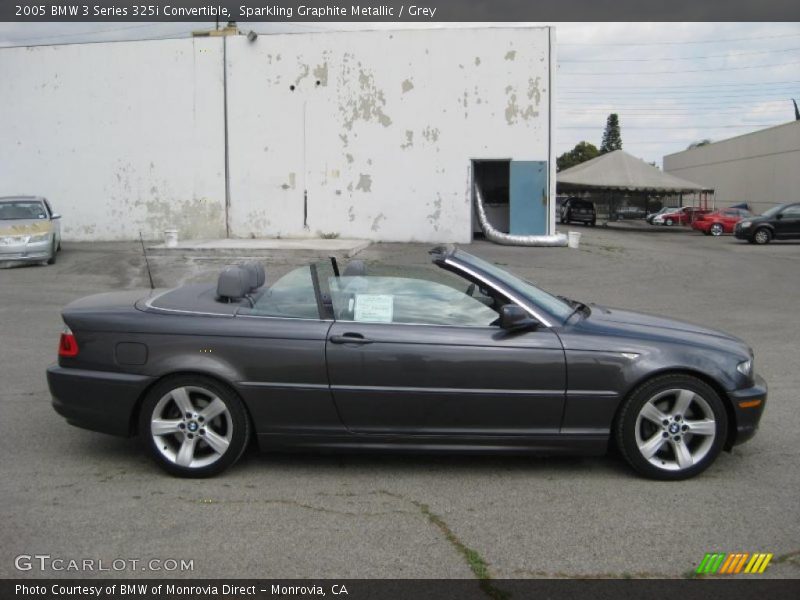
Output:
728,373,767,447
47,365,154,437
0,239,52,262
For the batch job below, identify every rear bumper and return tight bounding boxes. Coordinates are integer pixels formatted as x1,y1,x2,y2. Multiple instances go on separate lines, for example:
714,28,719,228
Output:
728,374,768,447
47,365,154,437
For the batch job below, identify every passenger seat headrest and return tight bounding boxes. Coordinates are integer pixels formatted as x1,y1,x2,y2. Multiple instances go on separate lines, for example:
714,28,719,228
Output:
343,259,366,277
217,266,251,302
241,261,266,291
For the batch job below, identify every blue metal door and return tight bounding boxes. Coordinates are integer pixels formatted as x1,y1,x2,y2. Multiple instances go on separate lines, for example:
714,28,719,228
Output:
509,161,548,235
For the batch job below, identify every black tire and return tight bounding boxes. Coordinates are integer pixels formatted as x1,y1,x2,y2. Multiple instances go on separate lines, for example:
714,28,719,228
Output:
753,227,771,245
590,218,596,227
615,374,728,480
46,240,57,265
710,223,724,237
665,218,674,226
702,230,711,236
139,374,250,478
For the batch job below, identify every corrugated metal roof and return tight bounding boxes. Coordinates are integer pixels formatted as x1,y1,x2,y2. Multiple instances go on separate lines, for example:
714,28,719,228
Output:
557,149,711,192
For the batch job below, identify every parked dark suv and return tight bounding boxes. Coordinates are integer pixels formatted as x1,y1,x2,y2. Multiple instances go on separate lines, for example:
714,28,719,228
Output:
734,203,800,244
560,197,596,226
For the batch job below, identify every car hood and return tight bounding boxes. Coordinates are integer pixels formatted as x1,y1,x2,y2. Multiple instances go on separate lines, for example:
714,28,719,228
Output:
575,305,751,355
0,219,53,236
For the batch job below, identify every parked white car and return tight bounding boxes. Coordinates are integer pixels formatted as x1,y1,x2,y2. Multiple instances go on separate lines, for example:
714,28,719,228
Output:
0,196,62,265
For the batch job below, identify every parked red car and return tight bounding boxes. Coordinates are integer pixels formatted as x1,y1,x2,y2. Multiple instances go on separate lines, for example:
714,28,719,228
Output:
651,206,710,226
692,207,753,236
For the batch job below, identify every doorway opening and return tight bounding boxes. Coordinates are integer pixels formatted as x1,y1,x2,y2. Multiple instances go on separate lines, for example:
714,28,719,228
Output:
472,159,511,236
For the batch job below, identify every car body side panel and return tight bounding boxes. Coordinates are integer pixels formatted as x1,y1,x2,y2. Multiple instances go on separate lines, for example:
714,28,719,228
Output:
326,322,567,435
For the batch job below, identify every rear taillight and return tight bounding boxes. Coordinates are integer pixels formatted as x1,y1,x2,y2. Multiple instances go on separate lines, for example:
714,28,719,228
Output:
58,327,79,358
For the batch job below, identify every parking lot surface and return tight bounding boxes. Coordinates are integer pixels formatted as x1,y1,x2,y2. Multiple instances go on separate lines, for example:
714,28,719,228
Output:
1,226,798,579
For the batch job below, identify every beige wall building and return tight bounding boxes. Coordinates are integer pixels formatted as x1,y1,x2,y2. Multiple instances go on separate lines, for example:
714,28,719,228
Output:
664,121,800,215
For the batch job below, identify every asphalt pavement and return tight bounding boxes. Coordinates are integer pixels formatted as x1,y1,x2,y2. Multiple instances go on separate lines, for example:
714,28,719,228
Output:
1,225,798,580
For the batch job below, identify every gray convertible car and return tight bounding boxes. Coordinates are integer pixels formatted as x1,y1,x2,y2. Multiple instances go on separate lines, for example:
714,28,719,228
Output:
47,246,766,479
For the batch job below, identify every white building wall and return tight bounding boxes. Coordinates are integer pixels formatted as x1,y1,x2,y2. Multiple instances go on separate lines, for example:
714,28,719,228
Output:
664,121,800,215
0,28,553,243
226,27,553,242
0,39,227,241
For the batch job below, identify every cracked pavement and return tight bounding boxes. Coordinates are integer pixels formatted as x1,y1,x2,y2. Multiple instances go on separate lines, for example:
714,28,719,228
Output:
1,227,798,580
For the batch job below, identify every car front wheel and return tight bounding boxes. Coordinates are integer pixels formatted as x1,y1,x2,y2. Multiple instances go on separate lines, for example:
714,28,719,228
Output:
616,374,727,480
46,240,57,265
139,375,250,477
710,223,724,236
665,218,674,226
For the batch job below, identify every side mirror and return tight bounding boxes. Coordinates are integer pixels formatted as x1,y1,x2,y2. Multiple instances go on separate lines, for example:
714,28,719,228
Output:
51,213,61,220
499,305,537,331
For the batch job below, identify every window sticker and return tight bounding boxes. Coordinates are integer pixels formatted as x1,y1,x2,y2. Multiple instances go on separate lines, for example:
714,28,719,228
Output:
354,294,394,323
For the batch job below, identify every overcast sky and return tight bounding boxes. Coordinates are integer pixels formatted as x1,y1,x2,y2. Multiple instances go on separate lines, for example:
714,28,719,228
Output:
1,21,798,165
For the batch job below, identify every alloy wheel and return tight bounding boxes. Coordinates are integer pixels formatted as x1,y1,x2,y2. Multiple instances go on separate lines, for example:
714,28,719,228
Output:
150,386,233,469
710,224,723,236
634,388,716,472
754,228,771,245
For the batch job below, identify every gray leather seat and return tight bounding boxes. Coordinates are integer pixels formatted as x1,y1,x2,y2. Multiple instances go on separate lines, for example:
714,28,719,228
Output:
217,266,251,304
241,261,266,292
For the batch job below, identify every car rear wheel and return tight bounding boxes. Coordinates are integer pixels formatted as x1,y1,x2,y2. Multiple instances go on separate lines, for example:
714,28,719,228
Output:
616,374,727,480
710,223,724,236
139,375,250,477
753,228,771,245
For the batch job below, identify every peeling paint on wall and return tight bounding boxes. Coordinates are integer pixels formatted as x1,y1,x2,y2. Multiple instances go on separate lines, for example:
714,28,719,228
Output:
338,68,393,130
313,62,329,86
401,130,414,149
355,173,372,192
422,126,440,143
401,78,414,93
504,77,541,125
504,50,517,61
371,212,385,231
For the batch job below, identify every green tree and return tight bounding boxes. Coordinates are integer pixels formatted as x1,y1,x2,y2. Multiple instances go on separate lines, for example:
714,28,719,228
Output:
687,139,712,149
600,113,622,154
557,141,600,172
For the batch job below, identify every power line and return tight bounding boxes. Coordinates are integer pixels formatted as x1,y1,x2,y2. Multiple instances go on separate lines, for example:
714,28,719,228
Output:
560,47,800,63
560,79,800,89
560,60,800,75
559,32,800,46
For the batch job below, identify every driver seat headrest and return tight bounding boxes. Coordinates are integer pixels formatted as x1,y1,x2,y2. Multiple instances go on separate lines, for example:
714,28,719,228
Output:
217,266,251,302
241,261,266,291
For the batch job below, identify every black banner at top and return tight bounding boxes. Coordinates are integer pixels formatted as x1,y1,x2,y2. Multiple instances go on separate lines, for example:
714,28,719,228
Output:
3,0,800,22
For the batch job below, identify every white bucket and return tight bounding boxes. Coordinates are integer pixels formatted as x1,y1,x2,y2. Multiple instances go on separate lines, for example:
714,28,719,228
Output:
567,231,581,249
164,229,179,248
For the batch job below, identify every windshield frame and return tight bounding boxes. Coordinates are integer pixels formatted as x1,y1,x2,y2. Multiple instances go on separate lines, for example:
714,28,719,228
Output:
0,199,48,221
435,247,574,327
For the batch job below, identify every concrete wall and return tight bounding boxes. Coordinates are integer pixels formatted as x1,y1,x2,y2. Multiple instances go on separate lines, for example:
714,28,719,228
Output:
0,39,227,241
664,121,800,215
1,28,553,242
226,28,553,243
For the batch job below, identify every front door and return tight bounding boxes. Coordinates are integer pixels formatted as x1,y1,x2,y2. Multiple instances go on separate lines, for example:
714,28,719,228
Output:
775,204,800,238
324,275,566,436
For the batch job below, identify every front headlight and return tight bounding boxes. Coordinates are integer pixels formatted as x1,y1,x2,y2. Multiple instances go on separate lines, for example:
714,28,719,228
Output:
28,233,51,243
737,359,753,377
0,235,24,245
739,221,752,229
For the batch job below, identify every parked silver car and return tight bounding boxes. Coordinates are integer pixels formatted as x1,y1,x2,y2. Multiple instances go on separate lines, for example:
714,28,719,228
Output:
0,196,62,265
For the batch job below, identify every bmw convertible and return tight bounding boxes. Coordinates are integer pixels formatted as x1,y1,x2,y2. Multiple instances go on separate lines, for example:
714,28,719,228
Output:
47,246,766,479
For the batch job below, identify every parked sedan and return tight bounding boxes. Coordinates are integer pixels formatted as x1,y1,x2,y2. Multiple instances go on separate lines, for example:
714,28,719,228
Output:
646,207,671,224
692,207,752,236
47,247,766,480
0,196,62,265
735,203,800,244
652,206,709,226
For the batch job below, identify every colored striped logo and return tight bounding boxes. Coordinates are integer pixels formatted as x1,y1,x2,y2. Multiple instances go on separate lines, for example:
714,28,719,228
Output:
696,552,773,574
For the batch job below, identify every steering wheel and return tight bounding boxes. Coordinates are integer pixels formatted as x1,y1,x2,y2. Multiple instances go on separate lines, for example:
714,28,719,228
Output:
465,283,476,297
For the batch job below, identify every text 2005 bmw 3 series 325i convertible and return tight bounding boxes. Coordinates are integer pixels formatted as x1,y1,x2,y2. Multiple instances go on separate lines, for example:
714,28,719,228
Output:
47,246,767,479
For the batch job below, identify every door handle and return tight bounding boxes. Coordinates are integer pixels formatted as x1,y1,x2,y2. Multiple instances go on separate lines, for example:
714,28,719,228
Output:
329,333,372,345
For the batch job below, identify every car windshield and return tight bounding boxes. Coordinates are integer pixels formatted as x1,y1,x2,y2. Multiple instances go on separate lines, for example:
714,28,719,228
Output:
0,200,47,220
451,250,574,323
761,205,785,218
